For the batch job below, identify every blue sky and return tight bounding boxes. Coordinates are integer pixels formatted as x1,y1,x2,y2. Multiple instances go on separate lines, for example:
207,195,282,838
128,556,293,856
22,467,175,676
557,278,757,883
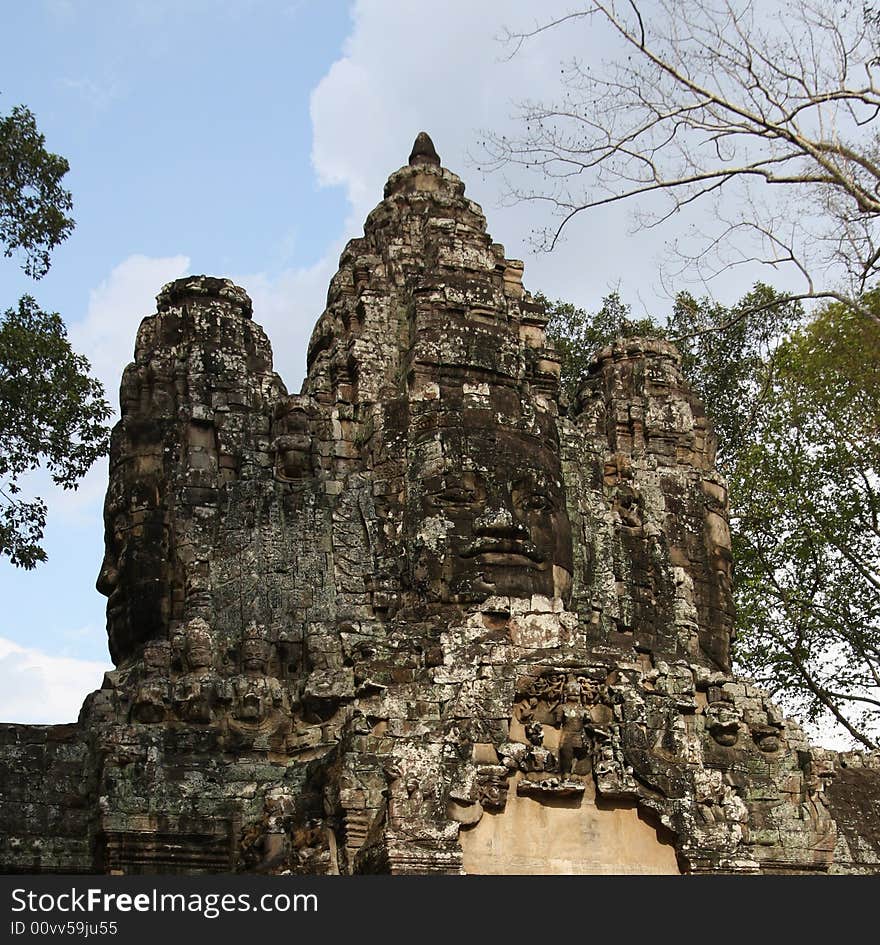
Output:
0,1,807,728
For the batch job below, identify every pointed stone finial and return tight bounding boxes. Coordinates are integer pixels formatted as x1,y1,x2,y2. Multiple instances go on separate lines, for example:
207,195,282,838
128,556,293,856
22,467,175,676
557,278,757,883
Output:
409,132,441,167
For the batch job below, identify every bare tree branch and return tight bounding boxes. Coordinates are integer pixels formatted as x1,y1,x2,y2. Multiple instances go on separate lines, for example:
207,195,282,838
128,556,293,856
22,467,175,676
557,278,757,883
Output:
482,0,880,327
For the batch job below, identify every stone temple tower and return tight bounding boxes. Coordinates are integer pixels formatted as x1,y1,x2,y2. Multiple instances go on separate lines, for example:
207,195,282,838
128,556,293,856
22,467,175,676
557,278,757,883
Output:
0,134,877,874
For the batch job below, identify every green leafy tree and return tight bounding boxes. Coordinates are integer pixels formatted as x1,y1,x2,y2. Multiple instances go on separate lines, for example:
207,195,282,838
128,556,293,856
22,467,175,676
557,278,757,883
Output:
0,102,110,568
0,104,74,279
668,284,804,472
732,300,880,749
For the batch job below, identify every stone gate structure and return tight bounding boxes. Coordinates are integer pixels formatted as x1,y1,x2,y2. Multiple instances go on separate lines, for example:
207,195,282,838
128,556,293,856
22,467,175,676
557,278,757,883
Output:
1,134,878,874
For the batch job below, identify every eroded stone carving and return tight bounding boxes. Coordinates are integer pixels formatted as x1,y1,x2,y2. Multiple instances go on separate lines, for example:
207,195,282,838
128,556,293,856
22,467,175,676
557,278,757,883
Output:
0,134,877,876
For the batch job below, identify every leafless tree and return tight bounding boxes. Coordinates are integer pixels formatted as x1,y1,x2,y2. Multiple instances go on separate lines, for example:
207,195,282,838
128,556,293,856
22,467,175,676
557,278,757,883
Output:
482,0,880,326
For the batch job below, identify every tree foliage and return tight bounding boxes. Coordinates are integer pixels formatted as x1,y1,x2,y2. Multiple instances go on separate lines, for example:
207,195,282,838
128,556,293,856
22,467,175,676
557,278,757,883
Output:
542,286,879,747
0,104,74,279
0,101,110,568
669,284,804,470
486,0,880,327
732,299,880,749
0,297,111,567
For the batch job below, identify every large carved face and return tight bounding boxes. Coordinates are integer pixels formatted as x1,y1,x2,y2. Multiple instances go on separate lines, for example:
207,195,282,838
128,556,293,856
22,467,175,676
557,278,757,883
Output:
97,368,173,665
97,466,171,665
406,405,573,604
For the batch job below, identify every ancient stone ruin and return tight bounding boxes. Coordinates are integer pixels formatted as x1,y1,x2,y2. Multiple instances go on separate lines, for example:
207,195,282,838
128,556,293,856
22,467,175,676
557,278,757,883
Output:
1,133,878,874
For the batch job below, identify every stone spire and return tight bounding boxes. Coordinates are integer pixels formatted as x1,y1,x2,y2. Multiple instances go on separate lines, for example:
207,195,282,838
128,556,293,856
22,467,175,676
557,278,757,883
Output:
305,127,547,412
408,131,441,166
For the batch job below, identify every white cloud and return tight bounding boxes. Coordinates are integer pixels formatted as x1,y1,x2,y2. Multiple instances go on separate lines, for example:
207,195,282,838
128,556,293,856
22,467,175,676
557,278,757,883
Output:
307,0,669,317
70,253,191,407
0,637,109,724
310,1,524,223
45,0,77,23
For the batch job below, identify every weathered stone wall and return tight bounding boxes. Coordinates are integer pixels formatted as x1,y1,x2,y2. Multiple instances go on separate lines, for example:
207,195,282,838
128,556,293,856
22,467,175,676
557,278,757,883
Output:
0,133,876,875
0,724,93,872
826,753,880,873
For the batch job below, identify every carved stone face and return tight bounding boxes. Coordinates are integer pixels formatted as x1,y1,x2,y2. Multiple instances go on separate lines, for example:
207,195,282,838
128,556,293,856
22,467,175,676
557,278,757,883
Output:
183,618,215,673
272,397,314,481
142,640,170,676
241,624,271,674
97,359,176,666
97,468,170,666
407,414,573,604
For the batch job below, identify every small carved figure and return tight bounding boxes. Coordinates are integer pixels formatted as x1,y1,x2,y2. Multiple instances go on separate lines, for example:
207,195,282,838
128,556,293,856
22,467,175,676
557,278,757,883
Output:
232,623,283,723
130,640,170,724
272,397,314,481
173,618,220,724
706,701,741,748
556,675,589,775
